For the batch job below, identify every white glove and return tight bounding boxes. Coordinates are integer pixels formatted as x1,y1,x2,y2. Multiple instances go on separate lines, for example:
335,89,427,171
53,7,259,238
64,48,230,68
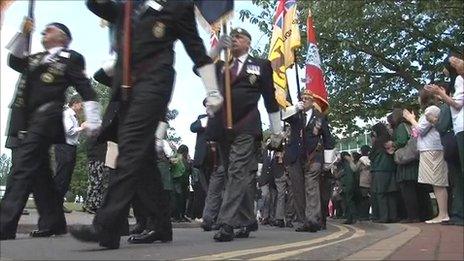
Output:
155,139,164,154
6,17,32,58
295,101,305,112
83,101,102,136
155,121,168,140
268,111,283,135
198,63,223,117
323,149,336,171
205,90,223,117
208,35,232,59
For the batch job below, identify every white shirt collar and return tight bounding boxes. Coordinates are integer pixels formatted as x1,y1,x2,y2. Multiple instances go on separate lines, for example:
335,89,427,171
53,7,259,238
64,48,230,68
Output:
46,46,64,55
235,53,248,64
305,108,313,125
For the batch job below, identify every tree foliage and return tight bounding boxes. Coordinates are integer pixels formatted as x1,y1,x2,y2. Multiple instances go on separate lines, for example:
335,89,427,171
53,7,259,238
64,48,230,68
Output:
0,153,12,186
240,0,463,136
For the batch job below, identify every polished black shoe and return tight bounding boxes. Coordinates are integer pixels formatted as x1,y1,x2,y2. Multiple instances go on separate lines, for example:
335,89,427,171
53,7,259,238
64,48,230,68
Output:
247,221,259,232
213,225,234,242
234,227,250,238
127,229,172,244
273,219,285,228
30,228,67,238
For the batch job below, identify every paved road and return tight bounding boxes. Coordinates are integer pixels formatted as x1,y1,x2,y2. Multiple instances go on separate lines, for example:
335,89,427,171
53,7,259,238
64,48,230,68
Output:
1,220,405,260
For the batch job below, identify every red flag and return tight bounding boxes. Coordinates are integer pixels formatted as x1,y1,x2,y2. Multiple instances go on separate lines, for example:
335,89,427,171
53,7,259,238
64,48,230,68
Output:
305,8,329,113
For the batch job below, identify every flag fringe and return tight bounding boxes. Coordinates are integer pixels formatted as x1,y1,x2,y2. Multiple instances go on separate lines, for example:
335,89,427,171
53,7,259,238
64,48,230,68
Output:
194,6,234,34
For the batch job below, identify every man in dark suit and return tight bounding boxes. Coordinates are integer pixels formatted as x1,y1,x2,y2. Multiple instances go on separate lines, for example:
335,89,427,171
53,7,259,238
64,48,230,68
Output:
190,112,214,220
0,19,100,240
70,0,222,249
207,28,282,242
284,89,335,232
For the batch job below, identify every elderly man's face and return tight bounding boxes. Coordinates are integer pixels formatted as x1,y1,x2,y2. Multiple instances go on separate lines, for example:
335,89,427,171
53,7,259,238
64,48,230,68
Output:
301,95,314,111
41,25,67,49
231,33,250,57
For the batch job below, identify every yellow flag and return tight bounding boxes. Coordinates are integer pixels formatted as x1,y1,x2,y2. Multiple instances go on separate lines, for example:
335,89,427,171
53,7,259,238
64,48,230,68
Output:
268,0,301,108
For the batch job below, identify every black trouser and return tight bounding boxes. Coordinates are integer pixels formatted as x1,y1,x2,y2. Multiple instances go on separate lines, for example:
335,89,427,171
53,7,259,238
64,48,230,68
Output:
358,187,371,219
93,93,170,245
0,133,66,237
376,192,397,222
398,180,420,221
54,143,77,199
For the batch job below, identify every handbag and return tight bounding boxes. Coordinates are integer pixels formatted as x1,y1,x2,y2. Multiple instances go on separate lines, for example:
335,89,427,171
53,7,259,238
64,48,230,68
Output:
394,124,419,164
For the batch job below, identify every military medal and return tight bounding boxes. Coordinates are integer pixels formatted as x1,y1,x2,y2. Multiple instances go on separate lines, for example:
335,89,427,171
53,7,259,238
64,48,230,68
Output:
41,72,54,83
152,22,165,38
249,74,257,85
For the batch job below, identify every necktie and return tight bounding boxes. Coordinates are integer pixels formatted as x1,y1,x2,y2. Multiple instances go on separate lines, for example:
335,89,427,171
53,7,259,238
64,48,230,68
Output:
230,58,239,81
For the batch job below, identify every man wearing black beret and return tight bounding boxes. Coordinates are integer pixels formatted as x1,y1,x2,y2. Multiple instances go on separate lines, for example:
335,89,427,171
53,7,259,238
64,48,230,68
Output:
0,19,101,240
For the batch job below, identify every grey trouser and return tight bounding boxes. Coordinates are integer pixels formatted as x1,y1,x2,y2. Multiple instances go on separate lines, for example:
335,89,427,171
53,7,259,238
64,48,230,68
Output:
216,134,258,227
287,158,322,224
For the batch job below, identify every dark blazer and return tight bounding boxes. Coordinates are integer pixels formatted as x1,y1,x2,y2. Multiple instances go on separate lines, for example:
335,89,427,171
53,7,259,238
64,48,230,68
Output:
190,114,209,167
87,0,212,143
207,55,279,141
284,109,335,164
6,50,96,147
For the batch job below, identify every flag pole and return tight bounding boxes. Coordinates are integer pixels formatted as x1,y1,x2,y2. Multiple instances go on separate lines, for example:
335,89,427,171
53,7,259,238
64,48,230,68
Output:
121,0,132,102
26,0,35,52
294,50,302,101
222,23,233,130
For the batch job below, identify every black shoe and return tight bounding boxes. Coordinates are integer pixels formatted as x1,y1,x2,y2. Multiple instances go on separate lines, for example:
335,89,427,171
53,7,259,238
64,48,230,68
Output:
201,221,213,231
127,230,172,244
30,228,67,238
343,219,357,225
70,225,120,249
234,227,250,238
295,223,320,233
69,225,99,243
273,219,285,228
213,225,234,242
129,223,146,235
285,221,294,228
0,233,16,240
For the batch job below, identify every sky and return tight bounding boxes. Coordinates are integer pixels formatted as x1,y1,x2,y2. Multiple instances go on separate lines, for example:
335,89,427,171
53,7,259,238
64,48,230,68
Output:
0,0,302,158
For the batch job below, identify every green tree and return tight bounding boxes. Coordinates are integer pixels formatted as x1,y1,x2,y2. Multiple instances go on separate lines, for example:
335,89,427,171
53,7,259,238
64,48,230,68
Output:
0,153,12,186
240,0,463,136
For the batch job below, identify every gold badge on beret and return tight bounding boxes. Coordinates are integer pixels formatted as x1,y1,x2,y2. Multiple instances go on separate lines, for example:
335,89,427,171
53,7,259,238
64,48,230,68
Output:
152,21,165,38
41,72,54,83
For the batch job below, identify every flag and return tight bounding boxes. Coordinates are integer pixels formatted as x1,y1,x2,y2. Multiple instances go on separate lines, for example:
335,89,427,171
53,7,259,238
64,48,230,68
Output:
0,0,15,28
194,0,234,33
268,0,301,108
305,8,328,113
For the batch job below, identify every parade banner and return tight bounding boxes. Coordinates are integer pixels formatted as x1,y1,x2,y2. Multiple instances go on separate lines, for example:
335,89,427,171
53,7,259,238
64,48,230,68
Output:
305,8,329,113
194,0,234,33
268,0,301,108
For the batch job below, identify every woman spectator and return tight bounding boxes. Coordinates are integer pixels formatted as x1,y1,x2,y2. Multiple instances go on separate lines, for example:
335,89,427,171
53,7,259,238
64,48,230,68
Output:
389,108,430,222
403,89,450,224
370,122,398,223
356,145,372,221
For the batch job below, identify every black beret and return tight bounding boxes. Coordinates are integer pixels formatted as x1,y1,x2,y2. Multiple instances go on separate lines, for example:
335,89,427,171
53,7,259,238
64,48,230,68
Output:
230,27,251,41
47,22,72,40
